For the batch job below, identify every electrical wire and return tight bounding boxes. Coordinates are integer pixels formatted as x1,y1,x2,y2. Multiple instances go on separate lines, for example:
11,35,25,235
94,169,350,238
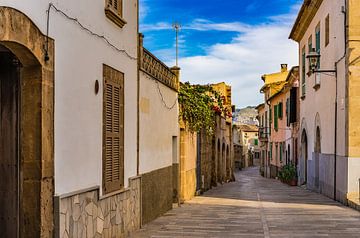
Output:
143,74,178,110
156,80,178,110
45,3,137,61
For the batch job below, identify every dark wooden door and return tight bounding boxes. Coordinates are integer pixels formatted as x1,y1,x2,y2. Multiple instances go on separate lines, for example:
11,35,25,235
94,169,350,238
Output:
0,51,20,238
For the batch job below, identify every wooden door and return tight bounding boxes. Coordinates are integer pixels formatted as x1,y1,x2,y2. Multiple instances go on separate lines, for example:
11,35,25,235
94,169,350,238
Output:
0,51,20,238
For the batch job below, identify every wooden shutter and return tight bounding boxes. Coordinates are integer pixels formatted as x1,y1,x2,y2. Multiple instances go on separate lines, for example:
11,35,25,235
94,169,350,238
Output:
107,0,122,15
103,64,124,194
278,102,283,119
274,105,278,131
289,88,297,124
325,15,330,47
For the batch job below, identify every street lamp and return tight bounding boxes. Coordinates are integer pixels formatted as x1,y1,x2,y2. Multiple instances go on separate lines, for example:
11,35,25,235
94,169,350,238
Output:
306,48,337,74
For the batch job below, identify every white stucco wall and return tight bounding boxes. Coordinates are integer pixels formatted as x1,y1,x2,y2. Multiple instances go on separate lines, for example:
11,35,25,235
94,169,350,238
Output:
1,0,139,195
299,0,346,158
139,71,179,174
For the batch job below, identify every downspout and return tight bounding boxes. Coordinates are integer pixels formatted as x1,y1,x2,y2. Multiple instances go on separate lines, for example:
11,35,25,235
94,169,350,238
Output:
334,1,347,200
137,0,140,176
266,99,271,178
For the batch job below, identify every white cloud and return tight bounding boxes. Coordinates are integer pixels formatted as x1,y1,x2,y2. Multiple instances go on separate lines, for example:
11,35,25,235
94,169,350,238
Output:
142,5,301,108
141,19,250,33
166,23,299,108
139,0,149,22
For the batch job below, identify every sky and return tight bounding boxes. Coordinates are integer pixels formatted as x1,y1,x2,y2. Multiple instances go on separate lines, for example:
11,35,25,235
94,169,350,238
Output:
139,0,303,108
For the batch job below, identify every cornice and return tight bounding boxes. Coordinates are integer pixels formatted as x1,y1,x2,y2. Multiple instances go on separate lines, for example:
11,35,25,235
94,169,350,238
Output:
289,0,323,42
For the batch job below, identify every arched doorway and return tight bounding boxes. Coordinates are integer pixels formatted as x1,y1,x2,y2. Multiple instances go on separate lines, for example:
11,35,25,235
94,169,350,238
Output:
315,126,321,189
217,139,221,183
222,143,226,182
0,7,55,237
211,138,216,187
226,145,230,180
301,130,308,185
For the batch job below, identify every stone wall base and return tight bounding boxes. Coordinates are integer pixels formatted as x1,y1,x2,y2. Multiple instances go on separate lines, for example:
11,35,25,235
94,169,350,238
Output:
56,177,141,238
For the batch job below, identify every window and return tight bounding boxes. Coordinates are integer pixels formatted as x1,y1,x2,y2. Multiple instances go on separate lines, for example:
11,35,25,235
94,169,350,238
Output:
325,14,330,47
286,98,290,127
278,102,283,119
315,23,321,68
254,139,258,146
279,143,282,162
308,35,313,53
274,105,278,132
103,64,125,194
105,0,126,28
308,35,313,73
301,46,306,97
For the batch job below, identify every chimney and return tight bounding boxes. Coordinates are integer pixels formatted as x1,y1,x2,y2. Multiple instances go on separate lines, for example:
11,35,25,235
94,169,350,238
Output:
281,64,288,72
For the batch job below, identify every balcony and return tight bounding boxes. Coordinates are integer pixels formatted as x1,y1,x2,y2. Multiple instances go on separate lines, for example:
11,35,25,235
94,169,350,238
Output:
259,127,269,142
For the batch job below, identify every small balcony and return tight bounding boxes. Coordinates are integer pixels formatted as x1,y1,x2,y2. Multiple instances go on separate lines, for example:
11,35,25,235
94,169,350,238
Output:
259,127,269,142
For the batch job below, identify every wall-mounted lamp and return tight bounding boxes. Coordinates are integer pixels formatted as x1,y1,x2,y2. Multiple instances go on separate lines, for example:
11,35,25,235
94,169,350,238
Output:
306,48,337,75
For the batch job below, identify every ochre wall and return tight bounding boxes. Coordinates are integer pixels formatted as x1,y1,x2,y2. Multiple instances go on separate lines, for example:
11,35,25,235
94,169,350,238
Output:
179,129,197,202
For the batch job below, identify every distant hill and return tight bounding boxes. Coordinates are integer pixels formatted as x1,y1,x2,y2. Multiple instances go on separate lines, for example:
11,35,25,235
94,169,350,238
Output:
233,106,258,125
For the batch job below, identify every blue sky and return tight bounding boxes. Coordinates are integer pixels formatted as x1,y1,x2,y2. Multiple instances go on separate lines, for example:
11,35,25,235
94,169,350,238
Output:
140,0,303,108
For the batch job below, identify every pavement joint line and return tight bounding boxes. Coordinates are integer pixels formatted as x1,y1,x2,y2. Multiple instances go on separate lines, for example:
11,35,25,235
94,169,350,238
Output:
257,192,270,238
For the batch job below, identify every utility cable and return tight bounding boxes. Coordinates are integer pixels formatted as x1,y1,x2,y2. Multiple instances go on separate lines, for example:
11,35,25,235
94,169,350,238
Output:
45,3,137,61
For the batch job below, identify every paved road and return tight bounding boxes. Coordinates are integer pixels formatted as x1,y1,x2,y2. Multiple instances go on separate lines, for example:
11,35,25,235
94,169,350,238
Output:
131,167,360,238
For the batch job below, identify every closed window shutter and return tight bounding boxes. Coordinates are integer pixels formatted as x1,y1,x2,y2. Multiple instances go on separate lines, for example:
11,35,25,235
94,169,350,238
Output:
278,102,283,119
107,0,122,15
103,65,124,194
274,105,278,131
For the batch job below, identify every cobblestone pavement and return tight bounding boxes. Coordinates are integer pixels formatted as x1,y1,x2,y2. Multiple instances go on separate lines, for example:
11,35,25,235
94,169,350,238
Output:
131,167,360,238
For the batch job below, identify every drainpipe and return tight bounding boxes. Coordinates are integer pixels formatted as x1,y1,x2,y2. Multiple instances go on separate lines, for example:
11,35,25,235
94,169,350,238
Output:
266,99,271,177
334,1,347,200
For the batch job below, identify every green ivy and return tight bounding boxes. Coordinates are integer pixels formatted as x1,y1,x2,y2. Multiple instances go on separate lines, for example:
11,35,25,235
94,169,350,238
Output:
178,82,227,135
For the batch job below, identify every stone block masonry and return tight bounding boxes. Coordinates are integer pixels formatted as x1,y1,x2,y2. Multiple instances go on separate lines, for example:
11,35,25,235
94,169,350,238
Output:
57,177,141,238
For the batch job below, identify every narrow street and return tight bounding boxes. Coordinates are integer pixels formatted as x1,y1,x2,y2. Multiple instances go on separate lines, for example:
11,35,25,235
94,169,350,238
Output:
132,167,360,238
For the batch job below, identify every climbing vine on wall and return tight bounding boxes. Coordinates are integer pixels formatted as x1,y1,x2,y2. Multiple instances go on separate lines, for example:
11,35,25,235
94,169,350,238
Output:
178,82,230,135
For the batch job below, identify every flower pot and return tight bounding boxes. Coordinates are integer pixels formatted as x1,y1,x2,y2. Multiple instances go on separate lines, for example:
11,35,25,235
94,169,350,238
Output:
288,179,297,186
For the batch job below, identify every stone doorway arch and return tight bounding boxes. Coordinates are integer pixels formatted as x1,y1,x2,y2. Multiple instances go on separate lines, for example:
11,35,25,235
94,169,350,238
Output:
217,139,221,182
301,129,308,185
0,7,54,237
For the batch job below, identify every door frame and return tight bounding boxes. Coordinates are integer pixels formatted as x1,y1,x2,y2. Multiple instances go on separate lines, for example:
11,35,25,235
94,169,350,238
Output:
0,7,55,237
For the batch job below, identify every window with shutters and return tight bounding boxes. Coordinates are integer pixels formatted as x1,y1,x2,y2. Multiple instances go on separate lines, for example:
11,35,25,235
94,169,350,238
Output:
325,14,330,47
105,0,127,28
315,23,321,69
301,46,306,97
278,102,283,119
274,105,278,132
103,64,124,194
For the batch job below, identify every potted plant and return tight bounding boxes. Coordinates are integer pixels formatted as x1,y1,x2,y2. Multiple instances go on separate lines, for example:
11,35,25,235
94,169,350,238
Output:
278,164,297,186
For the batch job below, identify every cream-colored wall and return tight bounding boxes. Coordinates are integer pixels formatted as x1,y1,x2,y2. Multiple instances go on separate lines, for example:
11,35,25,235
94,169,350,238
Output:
139,71,179,174
1,0,139,195
299,0,346,157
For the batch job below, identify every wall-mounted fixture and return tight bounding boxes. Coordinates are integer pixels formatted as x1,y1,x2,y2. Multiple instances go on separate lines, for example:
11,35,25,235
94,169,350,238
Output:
306,48,337,75
95,80,99,95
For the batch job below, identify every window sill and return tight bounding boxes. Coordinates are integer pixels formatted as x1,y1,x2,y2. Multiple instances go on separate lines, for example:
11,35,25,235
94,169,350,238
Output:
105,7,127,28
